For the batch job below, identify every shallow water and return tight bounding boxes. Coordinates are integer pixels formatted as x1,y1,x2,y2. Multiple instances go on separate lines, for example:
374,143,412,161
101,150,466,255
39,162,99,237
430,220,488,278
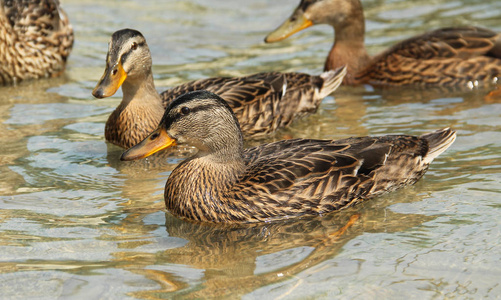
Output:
1,0,500,298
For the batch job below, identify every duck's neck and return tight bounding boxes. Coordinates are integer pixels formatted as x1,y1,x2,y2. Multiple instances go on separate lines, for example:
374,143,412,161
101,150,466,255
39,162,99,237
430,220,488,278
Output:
120,72,160,106
105,72,164,148
325,2,371,84
164,153,247,223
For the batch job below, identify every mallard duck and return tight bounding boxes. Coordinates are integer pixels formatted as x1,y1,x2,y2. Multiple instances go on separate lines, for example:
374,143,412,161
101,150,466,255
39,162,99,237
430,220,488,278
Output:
121,90,456,223
0,0,74,84
264,0,501,87
92,29,347,149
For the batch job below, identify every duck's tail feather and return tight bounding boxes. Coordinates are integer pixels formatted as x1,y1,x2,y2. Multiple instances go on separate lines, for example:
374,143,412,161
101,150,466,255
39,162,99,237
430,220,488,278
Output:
421,128,456,164
318,65,347,98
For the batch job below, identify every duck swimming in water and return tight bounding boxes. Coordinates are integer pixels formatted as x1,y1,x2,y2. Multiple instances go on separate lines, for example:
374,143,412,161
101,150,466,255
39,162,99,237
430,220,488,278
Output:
265,0,501,87
121,90,456,223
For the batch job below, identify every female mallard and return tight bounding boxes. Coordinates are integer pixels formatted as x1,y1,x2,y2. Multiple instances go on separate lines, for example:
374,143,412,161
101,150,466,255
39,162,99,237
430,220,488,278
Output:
92,28,346,149
265,0,501,86
0,0,74,84
121,90,456,223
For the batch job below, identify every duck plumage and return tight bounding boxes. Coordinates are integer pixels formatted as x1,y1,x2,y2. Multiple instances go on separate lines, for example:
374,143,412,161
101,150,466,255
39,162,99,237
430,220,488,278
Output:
121,90,456,223
0,0,73,84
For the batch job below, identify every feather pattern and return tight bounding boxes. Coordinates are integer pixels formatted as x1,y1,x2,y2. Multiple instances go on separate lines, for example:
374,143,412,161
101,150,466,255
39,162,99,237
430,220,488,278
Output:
0,0,74,84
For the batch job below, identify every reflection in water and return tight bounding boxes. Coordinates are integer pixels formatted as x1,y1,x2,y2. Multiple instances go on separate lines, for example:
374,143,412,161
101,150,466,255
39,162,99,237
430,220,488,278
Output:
103,188,435,299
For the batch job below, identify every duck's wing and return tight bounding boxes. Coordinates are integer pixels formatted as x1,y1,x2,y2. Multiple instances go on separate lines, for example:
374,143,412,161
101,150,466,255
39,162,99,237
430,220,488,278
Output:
160,67,346,137
357,26,501,86
273,66,346,124
160,74,286,136
236,128,455,222
160,74,284,107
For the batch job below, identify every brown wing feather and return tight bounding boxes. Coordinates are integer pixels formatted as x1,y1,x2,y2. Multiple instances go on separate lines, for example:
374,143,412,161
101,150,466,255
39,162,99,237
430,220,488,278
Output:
357,26,501,86
229,135,429,222
160,71,338,137
0,0,73,84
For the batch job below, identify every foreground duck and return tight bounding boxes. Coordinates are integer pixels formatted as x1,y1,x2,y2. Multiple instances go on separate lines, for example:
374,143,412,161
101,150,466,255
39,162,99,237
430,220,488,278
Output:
121,90,456,223
92,29,346,149
265,0,501,86
0,0,74,84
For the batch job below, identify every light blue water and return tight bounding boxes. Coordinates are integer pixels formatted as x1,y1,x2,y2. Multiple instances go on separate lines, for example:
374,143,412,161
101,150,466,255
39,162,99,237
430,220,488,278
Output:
0,0,500,298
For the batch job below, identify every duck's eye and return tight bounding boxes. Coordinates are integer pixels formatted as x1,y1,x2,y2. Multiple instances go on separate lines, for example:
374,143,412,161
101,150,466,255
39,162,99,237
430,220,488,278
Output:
150,131,160,140
131,42,138,50
181,107,190,115
112,69,118,75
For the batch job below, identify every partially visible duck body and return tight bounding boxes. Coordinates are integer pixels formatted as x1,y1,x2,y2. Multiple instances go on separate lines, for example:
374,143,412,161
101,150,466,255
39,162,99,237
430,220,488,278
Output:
265,0,501,87
0,0,74,84
92,29,346,149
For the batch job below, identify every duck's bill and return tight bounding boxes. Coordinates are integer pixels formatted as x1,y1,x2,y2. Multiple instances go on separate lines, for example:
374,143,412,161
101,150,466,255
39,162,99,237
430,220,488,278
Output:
121,128,177,161
92,61,127,98
264,11,313,43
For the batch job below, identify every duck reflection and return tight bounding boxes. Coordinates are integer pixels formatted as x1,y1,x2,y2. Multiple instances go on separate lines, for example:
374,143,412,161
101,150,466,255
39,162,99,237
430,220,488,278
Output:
110,192,435,299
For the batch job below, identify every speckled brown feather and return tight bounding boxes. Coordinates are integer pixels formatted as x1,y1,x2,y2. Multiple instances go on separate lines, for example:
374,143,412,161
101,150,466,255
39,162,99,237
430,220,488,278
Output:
124,91,456,223
160,71,338,137
357,27,501,86
0,0,74,84
164,134,453,223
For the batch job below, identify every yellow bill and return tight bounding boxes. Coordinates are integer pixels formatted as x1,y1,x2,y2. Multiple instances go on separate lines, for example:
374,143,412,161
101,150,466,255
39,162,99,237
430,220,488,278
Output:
121,127,177,161
92,61,127,98
265,12,313,43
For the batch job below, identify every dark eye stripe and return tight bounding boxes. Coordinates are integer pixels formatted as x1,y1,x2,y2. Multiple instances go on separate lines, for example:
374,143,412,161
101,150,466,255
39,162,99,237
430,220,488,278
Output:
120,41,146,62
161,104,216,129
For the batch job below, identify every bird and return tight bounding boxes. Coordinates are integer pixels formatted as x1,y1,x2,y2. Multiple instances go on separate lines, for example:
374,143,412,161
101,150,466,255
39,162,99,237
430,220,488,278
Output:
121,90,456,223
264,0,501,87
0,0,74,84
92,28,347,149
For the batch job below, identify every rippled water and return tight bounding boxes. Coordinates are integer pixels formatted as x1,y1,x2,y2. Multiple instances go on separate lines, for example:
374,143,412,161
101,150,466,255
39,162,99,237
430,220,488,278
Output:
1,0,500,298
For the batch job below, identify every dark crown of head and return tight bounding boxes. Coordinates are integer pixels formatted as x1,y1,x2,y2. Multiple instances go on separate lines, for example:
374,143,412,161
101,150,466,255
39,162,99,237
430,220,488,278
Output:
112,28,144,44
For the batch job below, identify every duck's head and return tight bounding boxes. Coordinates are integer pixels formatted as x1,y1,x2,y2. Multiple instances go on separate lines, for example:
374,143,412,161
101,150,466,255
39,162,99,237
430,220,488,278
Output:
264,0,363,43
121,90,244,161
92,28,152,98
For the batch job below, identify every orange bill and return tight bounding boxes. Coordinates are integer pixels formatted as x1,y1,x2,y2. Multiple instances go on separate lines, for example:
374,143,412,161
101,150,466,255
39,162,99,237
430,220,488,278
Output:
265,11,313,43
92,61,127,98
121,127,176,161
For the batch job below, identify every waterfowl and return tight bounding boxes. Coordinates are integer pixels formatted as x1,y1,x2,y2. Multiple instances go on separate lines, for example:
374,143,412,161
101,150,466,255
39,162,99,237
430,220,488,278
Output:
92,29,347,149
265,0,501,87
0,0,74,84
121,90,456,223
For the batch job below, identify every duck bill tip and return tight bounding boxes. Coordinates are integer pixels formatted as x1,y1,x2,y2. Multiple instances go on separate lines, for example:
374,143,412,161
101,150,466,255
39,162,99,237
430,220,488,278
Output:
265,14,313,43
120,128,176,161
92,62,127,99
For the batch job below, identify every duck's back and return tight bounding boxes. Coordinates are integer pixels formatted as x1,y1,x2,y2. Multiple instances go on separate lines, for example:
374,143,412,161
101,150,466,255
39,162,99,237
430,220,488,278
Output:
160,69,345,137
357,26,501,86
231,128,456,222
0,0,74,84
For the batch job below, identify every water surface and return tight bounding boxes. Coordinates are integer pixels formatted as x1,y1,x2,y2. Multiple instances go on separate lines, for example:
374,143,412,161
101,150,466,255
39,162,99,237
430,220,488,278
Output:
1,0,500,298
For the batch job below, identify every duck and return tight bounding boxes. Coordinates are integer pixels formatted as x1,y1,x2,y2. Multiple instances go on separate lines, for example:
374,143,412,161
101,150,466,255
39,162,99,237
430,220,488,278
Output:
92,28,347,149
264,0,501,87
121,90,456,223
0,0,74,85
